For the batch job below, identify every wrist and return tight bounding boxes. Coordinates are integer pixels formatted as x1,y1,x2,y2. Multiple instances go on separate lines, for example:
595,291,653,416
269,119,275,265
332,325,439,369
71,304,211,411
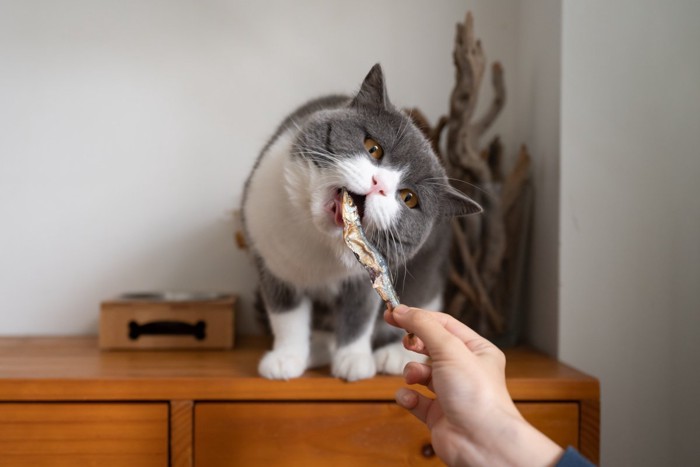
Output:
450,411,564,467
500,416,565,467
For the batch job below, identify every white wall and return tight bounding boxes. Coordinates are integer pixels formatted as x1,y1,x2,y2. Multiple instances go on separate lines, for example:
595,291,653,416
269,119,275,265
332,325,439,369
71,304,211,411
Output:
560,0,700,465
0,0,521,335
512,0,562,356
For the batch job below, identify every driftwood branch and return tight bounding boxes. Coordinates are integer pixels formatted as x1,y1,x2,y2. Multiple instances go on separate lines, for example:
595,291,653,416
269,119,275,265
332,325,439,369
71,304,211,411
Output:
415,11,533,342
502,145,531,214
452,220,504,332
472,62,506,140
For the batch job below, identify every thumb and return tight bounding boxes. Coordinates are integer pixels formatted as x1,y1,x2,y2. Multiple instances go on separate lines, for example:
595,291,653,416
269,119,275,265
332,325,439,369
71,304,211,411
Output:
392,306,472,361
395,387,433,426
392,305,498,359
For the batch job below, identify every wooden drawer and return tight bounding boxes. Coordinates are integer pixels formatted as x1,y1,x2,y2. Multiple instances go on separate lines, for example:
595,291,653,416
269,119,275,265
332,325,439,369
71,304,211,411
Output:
516,402,580,449
193,401,581,466
0,403,169,467
194,402,441,466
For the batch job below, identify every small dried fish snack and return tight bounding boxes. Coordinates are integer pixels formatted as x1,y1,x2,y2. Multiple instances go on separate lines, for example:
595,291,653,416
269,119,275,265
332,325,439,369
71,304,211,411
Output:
340,188,400,310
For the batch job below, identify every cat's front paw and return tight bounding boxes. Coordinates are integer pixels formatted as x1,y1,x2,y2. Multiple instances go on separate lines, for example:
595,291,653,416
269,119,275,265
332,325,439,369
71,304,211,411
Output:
258,349,308,380
331,351,376,382
374,342,428,375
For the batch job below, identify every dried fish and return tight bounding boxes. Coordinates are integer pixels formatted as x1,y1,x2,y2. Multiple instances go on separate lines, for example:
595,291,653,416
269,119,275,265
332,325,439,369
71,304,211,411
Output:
340,188,400,310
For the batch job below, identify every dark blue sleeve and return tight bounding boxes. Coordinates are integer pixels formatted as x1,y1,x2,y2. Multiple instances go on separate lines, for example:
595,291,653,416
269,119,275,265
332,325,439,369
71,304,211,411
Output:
555,446,596,467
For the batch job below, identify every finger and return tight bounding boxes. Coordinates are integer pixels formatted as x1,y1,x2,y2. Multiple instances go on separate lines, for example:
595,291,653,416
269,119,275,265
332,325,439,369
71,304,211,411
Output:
384,304,411,328
383,306,400,328
395,387,433,425
402,332,429,356
387,308,430,356
403,361,434,392
393,306,496,358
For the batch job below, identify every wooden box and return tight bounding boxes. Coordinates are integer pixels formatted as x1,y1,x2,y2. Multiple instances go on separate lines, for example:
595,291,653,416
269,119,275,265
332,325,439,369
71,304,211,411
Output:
99,293,236,350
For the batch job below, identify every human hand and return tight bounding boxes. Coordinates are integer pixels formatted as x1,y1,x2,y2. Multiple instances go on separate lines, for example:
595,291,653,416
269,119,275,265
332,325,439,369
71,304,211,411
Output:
385,305,564,467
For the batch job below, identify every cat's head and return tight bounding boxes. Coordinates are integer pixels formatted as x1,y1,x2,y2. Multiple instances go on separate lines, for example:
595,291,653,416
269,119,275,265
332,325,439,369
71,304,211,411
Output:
289,64,481,267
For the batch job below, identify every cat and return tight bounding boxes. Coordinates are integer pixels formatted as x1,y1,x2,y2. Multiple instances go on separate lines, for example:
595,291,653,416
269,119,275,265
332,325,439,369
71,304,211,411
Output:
241,64,481,381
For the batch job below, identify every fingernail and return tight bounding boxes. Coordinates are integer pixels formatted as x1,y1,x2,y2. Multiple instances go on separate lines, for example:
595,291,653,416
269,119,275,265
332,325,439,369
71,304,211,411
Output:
395,387,417,408
393,304,409,315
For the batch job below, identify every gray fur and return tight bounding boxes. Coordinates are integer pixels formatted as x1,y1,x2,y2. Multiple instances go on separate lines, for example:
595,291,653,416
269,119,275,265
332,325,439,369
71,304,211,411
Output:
241,64,480,369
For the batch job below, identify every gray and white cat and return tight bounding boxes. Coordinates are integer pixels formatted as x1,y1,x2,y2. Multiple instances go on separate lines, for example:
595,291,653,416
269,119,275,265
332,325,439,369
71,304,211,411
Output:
241,64,481,381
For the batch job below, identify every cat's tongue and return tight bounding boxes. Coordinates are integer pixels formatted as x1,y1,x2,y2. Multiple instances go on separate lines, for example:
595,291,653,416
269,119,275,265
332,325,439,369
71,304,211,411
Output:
333,197,344,227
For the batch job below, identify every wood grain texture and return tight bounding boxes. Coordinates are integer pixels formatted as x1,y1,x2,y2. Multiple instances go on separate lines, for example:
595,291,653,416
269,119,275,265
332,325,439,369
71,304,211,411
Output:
0,403,168,467
515,402,579,449
0,337,599,402
194,402,441,467
0,337,599,465
170,400,193,467
579,399,600,464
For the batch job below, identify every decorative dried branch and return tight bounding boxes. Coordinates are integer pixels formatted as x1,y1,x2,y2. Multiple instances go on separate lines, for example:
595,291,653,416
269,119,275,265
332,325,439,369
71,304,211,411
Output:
452,219,505,332
413,11,533,342
472,62,506,140
446,12,490,181
502,145,531,214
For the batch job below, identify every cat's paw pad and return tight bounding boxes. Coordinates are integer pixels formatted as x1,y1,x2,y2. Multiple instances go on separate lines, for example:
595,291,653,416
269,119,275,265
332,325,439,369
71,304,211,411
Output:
374,342,428,375
331,351,376,382
258,350,308,380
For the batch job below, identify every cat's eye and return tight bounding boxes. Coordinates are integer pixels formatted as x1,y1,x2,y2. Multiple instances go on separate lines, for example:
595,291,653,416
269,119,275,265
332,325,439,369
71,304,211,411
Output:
364,138,384,160
400,189,419,208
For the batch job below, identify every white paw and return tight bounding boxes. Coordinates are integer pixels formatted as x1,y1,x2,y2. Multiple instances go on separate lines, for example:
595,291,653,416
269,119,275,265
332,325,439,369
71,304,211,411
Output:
258,349,308,380
331,350,376,382
374,342,428,375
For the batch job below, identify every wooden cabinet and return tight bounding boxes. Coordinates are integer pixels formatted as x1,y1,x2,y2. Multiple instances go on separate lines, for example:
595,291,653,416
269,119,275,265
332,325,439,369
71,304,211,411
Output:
0,403,169,466
0,337,599,466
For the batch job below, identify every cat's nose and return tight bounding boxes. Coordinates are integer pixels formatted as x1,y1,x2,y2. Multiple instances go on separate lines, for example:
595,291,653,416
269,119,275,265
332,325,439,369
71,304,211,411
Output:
369,175,388,196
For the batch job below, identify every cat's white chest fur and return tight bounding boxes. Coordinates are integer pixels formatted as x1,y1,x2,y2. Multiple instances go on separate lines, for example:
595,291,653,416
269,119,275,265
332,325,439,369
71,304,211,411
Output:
244,129,363,288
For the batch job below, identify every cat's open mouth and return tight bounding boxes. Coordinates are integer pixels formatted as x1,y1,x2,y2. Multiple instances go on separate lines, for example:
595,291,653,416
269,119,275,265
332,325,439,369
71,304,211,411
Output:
330,188,365,227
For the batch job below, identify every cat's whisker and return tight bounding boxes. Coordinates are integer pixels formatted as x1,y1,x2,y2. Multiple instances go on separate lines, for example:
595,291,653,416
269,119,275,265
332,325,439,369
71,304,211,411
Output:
292,150,340,164
367,228,391,283
383,225,401,285
422,177,493,199
387,227,404,289
291,142,343,160
380,227,395,278
296,148,340,159
305,143,341,157
393,110,413,151
287,118,305,133
390,222,413,288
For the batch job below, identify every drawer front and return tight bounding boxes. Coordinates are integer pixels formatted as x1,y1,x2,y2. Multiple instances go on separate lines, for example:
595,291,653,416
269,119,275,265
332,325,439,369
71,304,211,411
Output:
195,402,442,466
0,403,169,467
516,402,580,449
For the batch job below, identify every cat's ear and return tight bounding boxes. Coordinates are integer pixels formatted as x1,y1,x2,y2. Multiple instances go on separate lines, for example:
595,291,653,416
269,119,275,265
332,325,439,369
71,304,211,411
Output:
442,186,483,217
352,63,391,109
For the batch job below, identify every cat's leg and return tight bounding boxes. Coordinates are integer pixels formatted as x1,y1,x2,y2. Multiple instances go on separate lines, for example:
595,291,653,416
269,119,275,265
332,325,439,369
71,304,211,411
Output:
308,330,334,368
372,294,441,375
257,272,311,380
332,280,381,381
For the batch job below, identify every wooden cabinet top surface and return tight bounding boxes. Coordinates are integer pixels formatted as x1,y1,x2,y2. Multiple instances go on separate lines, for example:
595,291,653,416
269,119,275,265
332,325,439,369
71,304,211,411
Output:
0,336,598,402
